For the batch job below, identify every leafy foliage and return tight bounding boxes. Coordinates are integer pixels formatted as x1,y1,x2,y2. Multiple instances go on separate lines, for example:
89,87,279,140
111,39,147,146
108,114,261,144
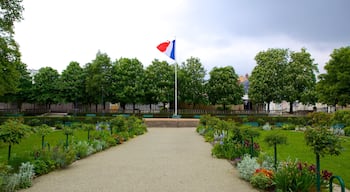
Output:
0,0,24,96
304,127,342,157
207,66,244,110
316,46,350,106
178,57,207,107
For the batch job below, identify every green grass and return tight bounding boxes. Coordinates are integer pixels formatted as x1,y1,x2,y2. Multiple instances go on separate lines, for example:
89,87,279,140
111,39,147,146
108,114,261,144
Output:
0,129,89,163
256,130,350,187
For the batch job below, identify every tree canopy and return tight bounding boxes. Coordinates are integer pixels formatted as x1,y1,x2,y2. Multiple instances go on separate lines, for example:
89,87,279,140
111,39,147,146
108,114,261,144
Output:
317,46,350,107
207,66,244,110
0,0,24,96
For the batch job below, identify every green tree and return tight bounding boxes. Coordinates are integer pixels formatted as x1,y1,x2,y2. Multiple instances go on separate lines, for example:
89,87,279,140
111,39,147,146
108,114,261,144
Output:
0,119,30,160
178,57,207,108
60,61,85,110
305,127,342,192
284,48,318,113
316,46,350,108
0,62,33,110
84,51,113,112
143,59,174,111
249,48,288,112
32,67,61,110
35,124,53,149
207,66,244,110
0,0,24,96
112,58,144,112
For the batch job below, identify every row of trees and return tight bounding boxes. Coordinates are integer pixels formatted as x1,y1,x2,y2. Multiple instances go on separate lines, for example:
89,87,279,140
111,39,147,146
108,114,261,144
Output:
0,52,244,112
2,1,350,113
249,46,350,113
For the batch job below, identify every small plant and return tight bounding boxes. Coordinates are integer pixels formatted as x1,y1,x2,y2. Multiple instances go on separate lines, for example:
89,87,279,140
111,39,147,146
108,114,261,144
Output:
237,154,260,181
262,122,271,131
17,162,35,189
73,141,94,159
250,168,274,190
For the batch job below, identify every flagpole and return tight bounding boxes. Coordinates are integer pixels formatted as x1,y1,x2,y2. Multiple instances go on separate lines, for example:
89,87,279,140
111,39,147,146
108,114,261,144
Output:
174,37,178,117
174,61,178,116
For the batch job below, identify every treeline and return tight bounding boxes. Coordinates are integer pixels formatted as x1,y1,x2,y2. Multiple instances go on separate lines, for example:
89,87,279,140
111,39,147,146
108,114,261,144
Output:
0,53,244,112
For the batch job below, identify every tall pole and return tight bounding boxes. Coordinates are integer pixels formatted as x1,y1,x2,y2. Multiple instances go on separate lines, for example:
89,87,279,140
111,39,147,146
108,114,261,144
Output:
174,62,178,116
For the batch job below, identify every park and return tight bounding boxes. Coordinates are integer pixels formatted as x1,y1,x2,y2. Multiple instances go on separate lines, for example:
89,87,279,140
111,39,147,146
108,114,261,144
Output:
2,1,350,191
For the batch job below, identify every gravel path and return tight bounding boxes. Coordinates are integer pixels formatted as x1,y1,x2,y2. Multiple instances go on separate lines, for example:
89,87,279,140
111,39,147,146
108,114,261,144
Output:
22,128,257,192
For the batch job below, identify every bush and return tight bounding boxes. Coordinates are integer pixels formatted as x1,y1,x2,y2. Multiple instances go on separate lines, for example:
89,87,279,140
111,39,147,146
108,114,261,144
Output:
281,123,296,130
237,154,260,181
17,162,35,189
73,141,94,159
274,160,319,192
250,169,274,190
344,127,350,136
51,146,76,168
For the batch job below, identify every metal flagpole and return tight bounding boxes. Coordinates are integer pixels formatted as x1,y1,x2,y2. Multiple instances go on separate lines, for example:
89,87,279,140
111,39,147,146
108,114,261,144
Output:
174,61,178,116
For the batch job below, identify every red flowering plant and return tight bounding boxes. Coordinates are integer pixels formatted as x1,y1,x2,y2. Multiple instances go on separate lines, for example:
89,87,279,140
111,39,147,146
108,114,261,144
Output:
250,168,275,190
273,159,332,192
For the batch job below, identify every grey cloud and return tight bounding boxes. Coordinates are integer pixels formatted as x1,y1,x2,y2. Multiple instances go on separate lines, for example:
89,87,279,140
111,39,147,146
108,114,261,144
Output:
178,0,350,43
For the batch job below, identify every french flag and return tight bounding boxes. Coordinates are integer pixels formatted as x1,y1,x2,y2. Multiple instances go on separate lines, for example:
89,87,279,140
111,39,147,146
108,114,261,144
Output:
157,39,176,60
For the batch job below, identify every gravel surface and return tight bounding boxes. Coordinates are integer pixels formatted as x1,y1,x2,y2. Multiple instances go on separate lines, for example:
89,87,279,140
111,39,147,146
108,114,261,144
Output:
22,128,257,192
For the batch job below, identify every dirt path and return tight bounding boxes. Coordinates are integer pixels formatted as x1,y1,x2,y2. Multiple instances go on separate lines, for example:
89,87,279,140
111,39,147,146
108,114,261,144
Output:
22,128,257,192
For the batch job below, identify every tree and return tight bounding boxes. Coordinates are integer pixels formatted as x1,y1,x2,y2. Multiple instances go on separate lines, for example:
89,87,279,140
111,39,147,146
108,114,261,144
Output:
264,133,287,170
207,66,244,110
0,0,24,96
60,61,85,109
284,48,318,113
0,118,30,160
305,127,342,192
35,124,53,149
178,57,207,108
316,46,350,108
32,67,60,110
0,62,33,110
112,57,144,112
249,48,288,112
143,59,174,111
84,51,113,112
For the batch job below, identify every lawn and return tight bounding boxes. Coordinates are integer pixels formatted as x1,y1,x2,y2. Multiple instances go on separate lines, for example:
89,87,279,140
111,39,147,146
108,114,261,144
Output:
0,129,89,163
256,130,350,186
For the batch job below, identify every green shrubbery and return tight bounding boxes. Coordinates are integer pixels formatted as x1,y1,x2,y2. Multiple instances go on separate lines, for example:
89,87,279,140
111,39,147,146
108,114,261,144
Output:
196,114,344,192
0,115,147,191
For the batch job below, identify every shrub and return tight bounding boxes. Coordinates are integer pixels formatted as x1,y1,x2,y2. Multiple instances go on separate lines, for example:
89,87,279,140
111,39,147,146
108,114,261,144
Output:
344,126,350,136
281,123,296,130
237,154,260,181
273,159,333,192
51,145,76,168
250,169,274,190
17,162,35,189
73,141,94,159
262,123,271,131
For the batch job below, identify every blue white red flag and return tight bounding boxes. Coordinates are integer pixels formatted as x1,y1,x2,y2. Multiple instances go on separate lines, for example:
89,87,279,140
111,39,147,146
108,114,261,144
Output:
157,40,176,60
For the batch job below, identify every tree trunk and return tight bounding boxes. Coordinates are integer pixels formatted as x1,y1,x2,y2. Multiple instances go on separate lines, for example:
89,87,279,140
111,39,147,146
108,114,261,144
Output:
8,144,11,161
289,102,293,114
149,103,152,113
267,102,270,113
95,104,98,113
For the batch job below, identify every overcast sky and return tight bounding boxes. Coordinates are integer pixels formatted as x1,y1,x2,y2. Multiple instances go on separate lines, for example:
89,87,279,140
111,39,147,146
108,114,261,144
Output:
14,0,350,76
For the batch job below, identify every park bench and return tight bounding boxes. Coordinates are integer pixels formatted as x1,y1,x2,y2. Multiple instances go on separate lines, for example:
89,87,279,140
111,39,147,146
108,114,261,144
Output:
275,122,287,127
86,114,96,117
193,115,201,119
243,122,259,127
172,115,181,118
143,114,154,118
